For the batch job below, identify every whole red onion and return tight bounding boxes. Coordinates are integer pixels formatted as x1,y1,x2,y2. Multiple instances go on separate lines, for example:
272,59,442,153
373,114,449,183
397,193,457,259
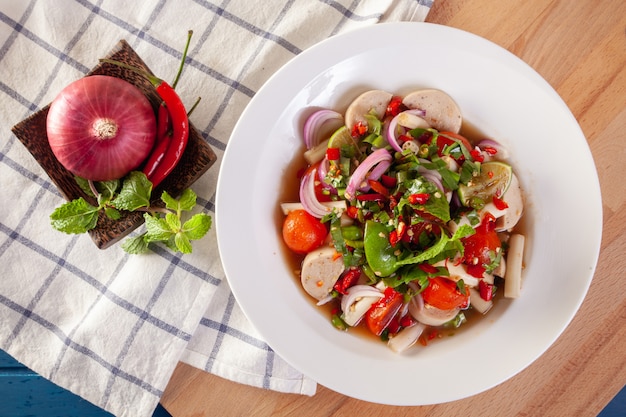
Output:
46,75,156,181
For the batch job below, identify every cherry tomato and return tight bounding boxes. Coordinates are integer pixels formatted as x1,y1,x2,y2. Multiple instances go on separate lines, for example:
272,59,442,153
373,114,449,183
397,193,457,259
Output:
439,131,473,151
282,209,328,254
462,214,501,268
365,287,403,336
422,277,469,310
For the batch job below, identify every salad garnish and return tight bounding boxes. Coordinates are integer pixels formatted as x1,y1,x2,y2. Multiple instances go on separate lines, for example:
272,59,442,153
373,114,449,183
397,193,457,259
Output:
281,88,525,352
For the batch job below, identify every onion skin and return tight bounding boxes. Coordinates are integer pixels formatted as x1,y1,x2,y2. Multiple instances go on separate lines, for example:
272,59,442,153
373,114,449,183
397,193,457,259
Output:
47,75,156,181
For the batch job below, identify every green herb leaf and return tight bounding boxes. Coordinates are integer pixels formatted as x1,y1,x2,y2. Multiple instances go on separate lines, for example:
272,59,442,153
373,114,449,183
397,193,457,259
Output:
174,232,193,253
394,224,475,268
121,233,150,254
111,171,152,211
162,189,196,213
50,198,100,234
165,212,181,231
182,213,212,240
143,213,174,242
104,207,121,220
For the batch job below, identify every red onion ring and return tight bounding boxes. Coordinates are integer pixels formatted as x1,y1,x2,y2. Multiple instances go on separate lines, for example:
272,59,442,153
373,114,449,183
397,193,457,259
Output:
303,109,344,149
317,156,337,194
385,109,427,152
340,284,384,314
345,148,392,200
299,167,333,218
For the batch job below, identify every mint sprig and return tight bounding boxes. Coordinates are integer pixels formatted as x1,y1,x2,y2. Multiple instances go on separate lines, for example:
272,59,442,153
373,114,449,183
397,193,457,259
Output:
50,171,211,254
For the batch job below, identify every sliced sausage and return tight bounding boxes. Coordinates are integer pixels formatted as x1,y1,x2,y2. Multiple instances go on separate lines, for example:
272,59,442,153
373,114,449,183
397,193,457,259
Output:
402,89,462,133
344,89,393,131
496,173,524,232
300,246,344,300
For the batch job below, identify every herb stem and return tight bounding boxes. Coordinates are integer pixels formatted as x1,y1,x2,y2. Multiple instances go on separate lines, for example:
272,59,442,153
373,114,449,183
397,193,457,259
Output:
88,180,99,199
135,206,173,215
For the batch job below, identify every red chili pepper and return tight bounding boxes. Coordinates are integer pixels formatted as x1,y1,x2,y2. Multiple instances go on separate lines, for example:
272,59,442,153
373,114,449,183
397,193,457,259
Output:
466,263,486,278
333,268,361,295
100,59,190,188
483,146,498,155
380,174,397,188
389,230,400,247
356,193,386,202
351,121,368,138
479,279,494,301
326,147,340,161
477,212,497,233
386,95,405,118
399,314,414,328
470,148,485,162
418,263,439,274
143,102,172,178
493,195,509,210
346,206,359,219
146,80,189,187
368,179,389,197
408,193,430,205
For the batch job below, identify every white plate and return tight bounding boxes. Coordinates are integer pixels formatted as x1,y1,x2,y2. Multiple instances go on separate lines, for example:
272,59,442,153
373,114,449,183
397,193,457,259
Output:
216,22,602,405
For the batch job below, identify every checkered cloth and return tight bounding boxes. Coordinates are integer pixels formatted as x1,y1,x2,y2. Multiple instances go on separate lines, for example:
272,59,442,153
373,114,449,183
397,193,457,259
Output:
0,1,433,416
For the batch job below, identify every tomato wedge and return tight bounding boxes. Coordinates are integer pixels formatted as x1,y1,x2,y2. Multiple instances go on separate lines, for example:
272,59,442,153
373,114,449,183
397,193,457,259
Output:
282,209,328,254
365,287,403,336
462,213,501,268
422,277,469,310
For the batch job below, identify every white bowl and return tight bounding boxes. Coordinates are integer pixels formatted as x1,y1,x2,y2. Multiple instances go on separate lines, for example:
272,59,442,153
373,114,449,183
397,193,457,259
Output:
216,22,602,405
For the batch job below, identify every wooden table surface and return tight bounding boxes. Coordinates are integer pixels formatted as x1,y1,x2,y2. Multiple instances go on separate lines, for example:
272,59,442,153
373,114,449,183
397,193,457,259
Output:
161,1,626,416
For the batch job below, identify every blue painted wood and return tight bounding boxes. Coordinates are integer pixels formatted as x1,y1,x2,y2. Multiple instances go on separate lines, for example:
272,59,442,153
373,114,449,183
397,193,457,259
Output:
3,346,618,417
598,385,626,417
0,350,171,417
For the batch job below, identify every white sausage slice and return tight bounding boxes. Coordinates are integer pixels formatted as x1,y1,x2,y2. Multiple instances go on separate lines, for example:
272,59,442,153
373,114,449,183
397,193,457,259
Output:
496,173,524,232
344,90,393,131
300,246,344,300
402,89,462,133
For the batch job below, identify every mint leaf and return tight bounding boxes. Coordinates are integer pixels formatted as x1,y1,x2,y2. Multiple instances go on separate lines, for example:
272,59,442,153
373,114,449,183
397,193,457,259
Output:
165,212,181,231
174,232,193,253
111,171,152,211
104,207,121,220
143,213,175,242
97,179,120,202
50,198,100,234
162,189,196,213
75,176,95,198
121,233,150,254
182,213,212,240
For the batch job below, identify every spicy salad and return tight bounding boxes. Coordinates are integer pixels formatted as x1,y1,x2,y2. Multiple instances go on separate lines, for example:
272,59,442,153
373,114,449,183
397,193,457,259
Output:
280,89,525,353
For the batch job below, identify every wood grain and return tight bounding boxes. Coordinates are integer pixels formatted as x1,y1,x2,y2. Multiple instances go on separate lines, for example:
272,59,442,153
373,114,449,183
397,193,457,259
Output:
161,1,626,415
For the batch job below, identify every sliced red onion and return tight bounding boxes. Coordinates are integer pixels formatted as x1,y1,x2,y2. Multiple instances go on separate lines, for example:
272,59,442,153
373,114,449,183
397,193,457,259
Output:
317,156,337,194
303,109,344,149
345,148,392,200
419,168,445,193
477,138,509,159
340,284,384,314
387,322,426,353
358,159,392,192
386,109,427,152
299,168,332,218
